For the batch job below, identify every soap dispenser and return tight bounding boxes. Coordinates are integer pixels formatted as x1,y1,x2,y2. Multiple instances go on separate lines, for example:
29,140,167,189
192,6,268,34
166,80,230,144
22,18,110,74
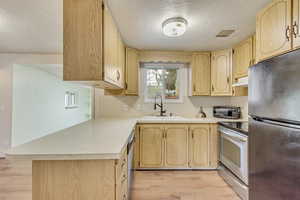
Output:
196,106,207,118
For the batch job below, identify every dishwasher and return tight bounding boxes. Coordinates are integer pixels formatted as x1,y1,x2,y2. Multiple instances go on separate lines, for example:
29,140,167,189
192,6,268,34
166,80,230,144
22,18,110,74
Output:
127,130,135,199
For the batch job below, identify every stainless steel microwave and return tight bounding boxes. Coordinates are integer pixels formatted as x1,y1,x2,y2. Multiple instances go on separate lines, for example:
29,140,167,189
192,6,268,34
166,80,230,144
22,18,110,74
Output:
213,106,241,119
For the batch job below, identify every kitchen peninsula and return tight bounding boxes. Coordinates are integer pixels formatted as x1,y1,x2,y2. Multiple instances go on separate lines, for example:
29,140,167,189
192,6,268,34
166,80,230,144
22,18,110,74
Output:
6,117,246,200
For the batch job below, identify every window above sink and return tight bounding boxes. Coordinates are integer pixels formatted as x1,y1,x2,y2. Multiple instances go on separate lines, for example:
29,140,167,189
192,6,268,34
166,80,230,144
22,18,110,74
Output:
141,63,186,103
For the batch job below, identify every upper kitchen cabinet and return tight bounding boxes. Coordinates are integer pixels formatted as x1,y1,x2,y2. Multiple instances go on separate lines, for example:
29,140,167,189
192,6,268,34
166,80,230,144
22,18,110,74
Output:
293,0,300,49
189,52,211,96
125,48,139,95
63,0,124,89
256,0,292,62
211,49,232,96
233,37,253,79
103,7,125,88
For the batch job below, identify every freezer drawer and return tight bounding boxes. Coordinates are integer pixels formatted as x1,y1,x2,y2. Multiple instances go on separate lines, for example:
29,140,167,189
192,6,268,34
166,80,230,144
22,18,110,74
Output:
249,118,300,200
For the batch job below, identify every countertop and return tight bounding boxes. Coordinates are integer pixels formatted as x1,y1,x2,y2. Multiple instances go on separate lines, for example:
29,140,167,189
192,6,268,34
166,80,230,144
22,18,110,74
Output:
6,118,137,160
6,117,247,160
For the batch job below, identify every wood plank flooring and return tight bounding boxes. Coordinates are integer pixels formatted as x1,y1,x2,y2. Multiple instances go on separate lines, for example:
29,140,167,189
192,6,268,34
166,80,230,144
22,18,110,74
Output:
131,170,240,200
0,159,240,200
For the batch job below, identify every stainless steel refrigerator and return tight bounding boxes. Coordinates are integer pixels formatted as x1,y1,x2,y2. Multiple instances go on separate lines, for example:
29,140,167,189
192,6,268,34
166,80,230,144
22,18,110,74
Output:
249,50,300,200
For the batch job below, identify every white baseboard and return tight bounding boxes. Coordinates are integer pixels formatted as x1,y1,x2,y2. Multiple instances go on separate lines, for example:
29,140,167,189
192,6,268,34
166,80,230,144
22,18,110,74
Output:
0,153,6,158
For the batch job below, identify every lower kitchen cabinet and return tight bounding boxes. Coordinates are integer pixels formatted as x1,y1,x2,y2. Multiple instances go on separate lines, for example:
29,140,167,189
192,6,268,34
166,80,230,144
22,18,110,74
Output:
32,146,128,200
137,124,219,169
189,125,210,168
115,147,128,200
165,125,189,168
209,124,220,168
139,125,164,168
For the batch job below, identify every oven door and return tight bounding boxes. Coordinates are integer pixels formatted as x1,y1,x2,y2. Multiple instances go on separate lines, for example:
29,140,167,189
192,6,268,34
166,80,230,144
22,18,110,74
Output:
220,128,248,184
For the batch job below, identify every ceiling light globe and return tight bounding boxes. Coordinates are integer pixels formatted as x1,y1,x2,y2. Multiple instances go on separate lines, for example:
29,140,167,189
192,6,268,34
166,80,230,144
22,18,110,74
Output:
162,17,188,37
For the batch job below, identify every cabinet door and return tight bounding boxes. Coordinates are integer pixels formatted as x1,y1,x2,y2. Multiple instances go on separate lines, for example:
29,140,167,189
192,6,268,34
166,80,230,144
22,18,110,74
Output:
63,0,103,81
293,0,300,49
256,0,292,62
139,125,164,168
211,49,232,96
190,53,211,96
165,125,189,168
252,34,257,64
209,124,220,168
133,126,140,169
125,48,139,95
104,6,119,85
189,125,210,168
117,33,125,88
233,37,253,79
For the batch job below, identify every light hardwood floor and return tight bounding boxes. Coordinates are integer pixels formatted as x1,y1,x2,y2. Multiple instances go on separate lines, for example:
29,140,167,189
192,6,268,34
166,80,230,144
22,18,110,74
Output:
131,170,240,200
0,159,240,200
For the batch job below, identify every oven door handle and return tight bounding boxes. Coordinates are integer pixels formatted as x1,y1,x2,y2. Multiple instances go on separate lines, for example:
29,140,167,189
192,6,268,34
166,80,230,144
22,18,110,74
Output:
221,132,247,143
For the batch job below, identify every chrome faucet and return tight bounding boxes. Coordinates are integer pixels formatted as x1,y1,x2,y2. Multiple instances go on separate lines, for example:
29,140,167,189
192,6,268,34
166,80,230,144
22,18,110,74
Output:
154,95,167,116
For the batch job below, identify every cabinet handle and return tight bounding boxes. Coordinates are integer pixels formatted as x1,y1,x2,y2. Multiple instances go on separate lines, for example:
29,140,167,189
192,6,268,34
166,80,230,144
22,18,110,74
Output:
293,21,299,38
125,83,128,90
211,85,214,92
116,70,121,81
193,84,196,92
286,26,291,41
227,77,230,84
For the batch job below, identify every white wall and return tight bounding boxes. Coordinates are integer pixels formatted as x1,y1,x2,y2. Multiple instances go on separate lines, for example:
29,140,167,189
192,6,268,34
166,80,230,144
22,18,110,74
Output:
95,66,248,118
95,89,248,118
11,64,92,147
0,53,62,154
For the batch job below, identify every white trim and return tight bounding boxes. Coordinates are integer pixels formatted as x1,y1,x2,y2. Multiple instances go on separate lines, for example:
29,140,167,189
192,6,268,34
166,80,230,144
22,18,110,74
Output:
0,153,6,158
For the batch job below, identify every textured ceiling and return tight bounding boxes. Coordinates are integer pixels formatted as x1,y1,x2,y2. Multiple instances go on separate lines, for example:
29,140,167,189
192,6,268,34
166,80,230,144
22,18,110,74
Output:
0,0,271,53
107,0,271,51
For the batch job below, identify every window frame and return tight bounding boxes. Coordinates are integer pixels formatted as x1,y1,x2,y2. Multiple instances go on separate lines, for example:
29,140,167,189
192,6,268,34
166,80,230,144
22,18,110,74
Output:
140,62,186,104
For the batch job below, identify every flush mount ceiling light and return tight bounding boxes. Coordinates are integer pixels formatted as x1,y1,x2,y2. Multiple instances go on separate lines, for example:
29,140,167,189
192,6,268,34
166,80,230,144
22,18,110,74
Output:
162,17,188,37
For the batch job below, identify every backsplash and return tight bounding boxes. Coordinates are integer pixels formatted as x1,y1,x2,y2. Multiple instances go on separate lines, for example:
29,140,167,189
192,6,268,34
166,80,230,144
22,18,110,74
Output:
95,89,248,119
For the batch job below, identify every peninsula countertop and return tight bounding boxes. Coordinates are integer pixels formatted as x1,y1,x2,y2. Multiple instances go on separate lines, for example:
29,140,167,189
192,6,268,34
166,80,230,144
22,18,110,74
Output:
6,116,247,160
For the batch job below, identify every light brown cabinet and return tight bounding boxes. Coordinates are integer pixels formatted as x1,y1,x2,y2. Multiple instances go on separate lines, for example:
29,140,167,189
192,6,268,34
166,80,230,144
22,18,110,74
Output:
63,0,124,89
165,125,189,168
189,125,210,168
256,0,292,62
137,124,219,169
139,125,164,168
190,52,211,96
33,147,128,200
211,49,232,96
125,48,139,95
103,6,125,88
209,124,220,168
293,0,300,49
233,37,253,79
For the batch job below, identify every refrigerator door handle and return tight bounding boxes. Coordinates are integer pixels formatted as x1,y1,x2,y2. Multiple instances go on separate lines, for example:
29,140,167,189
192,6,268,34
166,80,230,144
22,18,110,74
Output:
253,118,300,130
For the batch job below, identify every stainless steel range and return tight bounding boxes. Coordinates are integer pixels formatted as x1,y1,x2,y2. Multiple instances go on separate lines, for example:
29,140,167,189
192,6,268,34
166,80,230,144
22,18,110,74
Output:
218,122,249,200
